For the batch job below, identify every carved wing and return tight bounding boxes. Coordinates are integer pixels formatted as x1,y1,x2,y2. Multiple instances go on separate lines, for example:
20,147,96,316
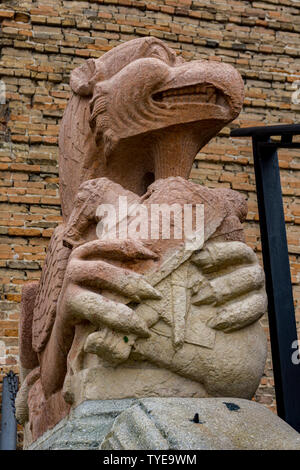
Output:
32,225,71,353
59,93,100,222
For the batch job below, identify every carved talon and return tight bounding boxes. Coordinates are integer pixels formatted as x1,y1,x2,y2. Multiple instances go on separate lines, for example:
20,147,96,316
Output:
192,264,265,306
15,367,40,425
191,241,257,272
53,238,163,366
191,241,267,332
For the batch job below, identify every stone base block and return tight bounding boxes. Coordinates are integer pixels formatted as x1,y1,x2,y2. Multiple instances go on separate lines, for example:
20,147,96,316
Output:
28,397,300,450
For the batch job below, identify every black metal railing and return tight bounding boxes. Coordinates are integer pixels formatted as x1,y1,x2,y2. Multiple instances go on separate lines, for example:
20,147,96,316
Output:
231,124,300,433
0,371,18,450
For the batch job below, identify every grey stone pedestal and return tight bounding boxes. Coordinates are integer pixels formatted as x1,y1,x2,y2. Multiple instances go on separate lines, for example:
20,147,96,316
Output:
28,397,300,450
27,399,136,450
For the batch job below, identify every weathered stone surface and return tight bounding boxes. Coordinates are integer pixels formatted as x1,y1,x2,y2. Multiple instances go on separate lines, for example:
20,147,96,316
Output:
28,398,300,450
28,399,136,450
100,398,300,450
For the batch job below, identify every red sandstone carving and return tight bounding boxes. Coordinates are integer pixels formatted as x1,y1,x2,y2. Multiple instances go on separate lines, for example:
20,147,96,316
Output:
16,38,267,443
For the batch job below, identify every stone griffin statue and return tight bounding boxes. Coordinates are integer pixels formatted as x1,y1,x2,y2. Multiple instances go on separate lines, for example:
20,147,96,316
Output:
16,38,269,446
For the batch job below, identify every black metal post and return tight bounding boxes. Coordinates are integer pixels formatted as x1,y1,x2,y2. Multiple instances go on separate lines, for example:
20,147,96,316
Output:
0,371,18,450
231,124,300,433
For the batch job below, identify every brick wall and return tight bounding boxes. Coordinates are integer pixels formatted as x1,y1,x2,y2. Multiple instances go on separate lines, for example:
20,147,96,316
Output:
0,0,300,437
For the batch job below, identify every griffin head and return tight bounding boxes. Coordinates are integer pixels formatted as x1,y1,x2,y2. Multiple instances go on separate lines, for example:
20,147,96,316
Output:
59,37,244,220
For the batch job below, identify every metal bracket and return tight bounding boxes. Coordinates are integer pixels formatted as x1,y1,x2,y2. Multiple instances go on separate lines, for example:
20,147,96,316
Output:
231,124,300,433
